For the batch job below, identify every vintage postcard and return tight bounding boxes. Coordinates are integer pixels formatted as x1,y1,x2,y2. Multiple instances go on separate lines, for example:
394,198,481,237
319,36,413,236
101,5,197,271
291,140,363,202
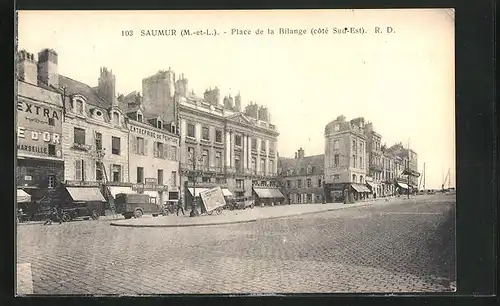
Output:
15,9,456,295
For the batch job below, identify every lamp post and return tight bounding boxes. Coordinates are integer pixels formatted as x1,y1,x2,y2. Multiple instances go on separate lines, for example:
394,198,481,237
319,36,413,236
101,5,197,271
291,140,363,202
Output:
188,153,205,217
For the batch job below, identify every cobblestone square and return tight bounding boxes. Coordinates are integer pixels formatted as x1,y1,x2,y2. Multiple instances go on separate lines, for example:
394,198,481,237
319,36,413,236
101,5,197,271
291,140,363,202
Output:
16,194,456,295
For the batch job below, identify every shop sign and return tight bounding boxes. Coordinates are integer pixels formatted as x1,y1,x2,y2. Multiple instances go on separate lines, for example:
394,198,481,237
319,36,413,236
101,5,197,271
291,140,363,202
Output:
145,178,157,184
17,126,62,158
65,180,101,187
132,183,168,191
129,124,179,144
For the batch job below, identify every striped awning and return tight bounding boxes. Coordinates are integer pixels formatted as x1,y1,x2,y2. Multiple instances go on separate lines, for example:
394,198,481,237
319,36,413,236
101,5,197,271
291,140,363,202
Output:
66,187,106,202
351,184,371,193
17,189,31,203
253,188,284,199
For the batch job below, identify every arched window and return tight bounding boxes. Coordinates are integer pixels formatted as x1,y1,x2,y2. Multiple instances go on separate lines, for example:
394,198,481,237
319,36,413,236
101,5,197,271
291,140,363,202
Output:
113,112,120,125
137,112,143,122
352,174,357,183
359,175,364,184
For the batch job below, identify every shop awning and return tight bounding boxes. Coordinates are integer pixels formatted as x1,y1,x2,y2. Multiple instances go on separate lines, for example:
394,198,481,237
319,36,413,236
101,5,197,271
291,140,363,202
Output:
17,189,31,203
351,184,371,193
221,188,233,197
366,181,376,190
108,186,135,198
187,188,210,197
66,187,106,202
253,188,285,199
396,182,409,189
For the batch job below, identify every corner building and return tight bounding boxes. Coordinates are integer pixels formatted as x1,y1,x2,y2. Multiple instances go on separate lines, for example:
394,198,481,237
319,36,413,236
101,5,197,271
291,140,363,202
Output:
16,49,64,203
324,115,370,203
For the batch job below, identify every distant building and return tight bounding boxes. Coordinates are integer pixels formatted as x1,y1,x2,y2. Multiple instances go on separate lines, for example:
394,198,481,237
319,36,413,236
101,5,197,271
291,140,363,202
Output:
16,49,65,203
278,148,325,204
324,115,371,203
386,142,420,191
363,121,383,197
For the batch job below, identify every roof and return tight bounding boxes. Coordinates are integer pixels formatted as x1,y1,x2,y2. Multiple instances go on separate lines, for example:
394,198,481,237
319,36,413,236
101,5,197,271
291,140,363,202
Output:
59,75,109,108
279,154,324,176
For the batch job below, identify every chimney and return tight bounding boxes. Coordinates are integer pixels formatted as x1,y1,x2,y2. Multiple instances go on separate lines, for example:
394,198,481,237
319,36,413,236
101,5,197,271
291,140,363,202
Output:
37,48,59,88
17,50,38,85
298,147,305,159
98,67,117,106
294,152,298,159
234,92,242,112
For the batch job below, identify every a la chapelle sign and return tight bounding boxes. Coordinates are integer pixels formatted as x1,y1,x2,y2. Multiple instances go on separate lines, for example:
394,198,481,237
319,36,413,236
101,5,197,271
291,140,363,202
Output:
16,99,63,158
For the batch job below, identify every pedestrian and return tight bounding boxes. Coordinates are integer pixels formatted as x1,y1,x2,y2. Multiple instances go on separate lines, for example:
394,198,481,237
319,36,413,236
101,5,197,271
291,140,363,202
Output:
44,206,60,225
176,198,185,216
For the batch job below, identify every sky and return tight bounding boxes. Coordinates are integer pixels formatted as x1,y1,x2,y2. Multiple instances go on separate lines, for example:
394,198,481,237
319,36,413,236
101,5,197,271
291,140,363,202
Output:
17,9,455,189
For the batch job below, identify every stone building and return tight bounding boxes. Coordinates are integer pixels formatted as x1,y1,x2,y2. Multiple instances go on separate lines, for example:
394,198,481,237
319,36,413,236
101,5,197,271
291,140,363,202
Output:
139,69,281,210
363,121,383,197
16,49,65,203
59,67,130,198
278,148,325,204
386,142,419,192
122,101,180,205
324,115,370,203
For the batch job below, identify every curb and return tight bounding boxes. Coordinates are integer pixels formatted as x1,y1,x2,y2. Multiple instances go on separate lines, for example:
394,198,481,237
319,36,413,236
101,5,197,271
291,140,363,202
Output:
109,202,377,228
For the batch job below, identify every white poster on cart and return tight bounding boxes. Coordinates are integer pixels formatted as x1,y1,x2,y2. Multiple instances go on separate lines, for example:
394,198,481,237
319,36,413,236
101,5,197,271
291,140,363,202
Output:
199,187,226,213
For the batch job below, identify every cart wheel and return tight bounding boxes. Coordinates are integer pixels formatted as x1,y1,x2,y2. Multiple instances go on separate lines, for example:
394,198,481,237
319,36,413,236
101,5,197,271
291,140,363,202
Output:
61,213,71,222
124,214,132,219
134,209,143,218
207,210,213,215
216,208,222,215
91,210,100,220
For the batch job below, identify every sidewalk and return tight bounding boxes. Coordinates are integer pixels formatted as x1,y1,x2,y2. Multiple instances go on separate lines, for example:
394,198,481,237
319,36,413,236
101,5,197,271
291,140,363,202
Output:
109,198,390,228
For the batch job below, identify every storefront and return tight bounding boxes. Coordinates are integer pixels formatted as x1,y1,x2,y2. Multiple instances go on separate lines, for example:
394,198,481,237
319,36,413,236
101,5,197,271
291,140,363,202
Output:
365,180,377,198
252,187,285,206
395,181,409,196
16,81,65,203
63,180,107,215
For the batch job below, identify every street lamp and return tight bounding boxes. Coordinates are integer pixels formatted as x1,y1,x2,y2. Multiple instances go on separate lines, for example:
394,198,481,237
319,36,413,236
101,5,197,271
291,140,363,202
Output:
188,153,205,217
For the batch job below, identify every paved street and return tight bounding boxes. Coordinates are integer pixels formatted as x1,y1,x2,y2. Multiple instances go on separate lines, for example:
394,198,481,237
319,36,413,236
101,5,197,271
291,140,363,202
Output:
16,194,456,295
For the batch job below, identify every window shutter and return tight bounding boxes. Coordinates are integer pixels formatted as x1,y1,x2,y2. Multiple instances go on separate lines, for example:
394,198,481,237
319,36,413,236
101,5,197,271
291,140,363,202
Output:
82,160,86,181
153,142,158,157
133,136,138,154
144,138,149,156
110,164,114,182
75,160,81,180
164,144,169,160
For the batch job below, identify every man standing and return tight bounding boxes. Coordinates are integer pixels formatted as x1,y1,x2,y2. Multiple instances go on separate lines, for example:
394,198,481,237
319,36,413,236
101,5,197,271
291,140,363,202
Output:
176,198,185,216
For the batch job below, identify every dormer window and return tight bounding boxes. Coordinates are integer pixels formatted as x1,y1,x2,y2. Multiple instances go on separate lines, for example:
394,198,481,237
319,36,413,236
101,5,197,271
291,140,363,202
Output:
113,112,120,125
334,124,340,131
137,112,143,122
91,109,103,120
157,119,162,129
71,96,86,115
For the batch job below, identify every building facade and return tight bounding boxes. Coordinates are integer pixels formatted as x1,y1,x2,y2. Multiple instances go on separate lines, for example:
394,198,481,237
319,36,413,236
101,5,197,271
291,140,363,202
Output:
16,49,65,202
278,148,325,204
60,68,130,199
324,115,370,203
363,122,383,197
124,105,180,205
138,69,281,209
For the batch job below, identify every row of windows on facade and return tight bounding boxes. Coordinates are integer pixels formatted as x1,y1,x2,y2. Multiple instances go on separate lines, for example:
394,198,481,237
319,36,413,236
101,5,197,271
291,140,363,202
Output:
286,178,323,189
69,100,172,132
73,127,178,160
73,159,177,186
186,123,276,152
186,147,274,172
289,193,323,203
328,153,365,169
